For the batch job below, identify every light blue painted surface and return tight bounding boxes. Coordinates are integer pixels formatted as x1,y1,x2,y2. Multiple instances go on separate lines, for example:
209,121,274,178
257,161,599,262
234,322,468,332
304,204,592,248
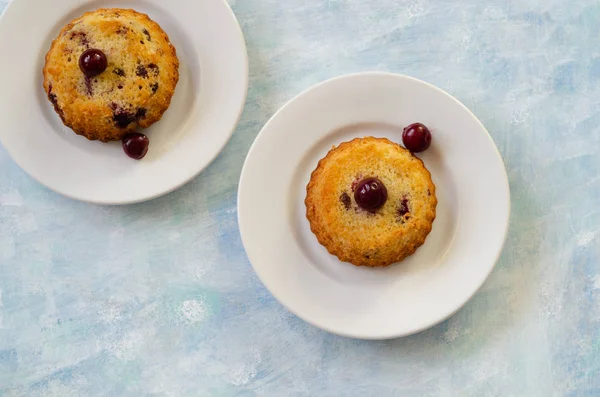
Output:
1,0,600,395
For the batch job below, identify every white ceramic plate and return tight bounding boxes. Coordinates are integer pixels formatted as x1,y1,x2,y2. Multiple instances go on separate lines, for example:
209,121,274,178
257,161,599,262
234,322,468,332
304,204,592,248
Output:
238,73,510,339
0,0,247,204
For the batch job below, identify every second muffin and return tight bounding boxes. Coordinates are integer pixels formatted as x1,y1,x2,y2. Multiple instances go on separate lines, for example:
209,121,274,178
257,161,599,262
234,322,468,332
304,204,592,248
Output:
305,137,438,267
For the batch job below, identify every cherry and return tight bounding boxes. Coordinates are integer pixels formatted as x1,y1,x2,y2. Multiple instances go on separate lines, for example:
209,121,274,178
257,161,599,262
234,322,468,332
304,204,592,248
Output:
122,133,149,160
402,123,432,153
354,177,387,211
79,49,107,77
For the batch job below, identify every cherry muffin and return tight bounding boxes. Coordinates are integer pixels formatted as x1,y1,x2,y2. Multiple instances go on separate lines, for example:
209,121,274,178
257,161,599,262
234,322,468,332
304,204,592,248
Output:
305,137,437,267
43,8,179,142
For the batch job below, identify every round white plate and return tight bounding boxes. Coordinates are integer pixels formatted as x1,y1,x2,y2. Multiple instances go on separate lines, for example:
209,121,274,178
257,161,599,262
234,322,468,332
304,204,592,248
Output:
0,0,247,204
238,73,510,339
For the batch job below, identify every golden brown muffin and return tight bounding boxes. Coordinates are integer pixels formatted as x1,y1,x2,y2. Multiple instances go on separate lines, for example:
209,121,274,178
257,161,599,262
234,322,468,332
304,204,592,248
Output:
305,137,437,267
43,8,179,141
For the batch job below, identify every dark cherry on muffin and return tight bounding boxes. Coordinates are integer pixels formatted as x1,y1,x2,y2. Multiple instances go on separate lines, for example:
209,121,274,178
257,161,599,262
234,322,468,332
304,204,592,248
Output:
43,8,179,159
305,137,437,267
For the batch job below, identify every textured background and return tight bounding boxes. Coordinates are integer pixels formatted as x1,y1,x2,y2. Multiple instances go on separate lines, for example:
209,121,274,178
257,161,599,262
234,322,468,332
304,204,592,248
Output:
1,0,600,395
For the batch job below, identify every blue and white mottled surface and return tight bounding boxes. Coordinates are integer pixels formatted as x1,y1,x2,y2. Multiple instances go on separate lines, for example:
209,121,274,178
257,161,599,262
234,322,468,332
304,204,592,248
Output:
1,0,600,395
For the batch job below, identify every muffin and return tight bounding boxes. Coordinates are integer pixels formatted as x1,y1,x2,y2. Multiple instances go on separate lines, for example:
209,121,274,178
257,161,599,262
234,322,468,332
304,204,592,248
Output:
305,137,437,267
43,8,179,142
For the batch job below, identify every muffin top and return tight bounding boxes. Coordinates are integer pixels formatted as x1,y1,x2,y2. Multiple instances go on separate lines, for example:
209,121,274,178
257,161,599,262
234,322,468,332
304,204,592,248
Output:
305,136,437,267
43,8,179,142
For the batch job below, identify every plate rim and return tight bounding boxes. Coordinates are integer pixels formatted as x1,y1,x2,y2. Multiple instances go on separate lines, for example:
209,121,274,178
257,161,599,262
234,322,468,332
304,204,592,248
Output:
0,0,249,205
238,71,511,339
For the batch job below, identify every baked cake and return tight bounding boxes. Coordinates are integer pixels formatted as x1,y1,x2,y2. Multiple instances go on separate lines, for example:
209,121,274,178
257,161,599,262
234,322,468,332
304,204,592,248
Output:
43,8,179,142
305,137,437,267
